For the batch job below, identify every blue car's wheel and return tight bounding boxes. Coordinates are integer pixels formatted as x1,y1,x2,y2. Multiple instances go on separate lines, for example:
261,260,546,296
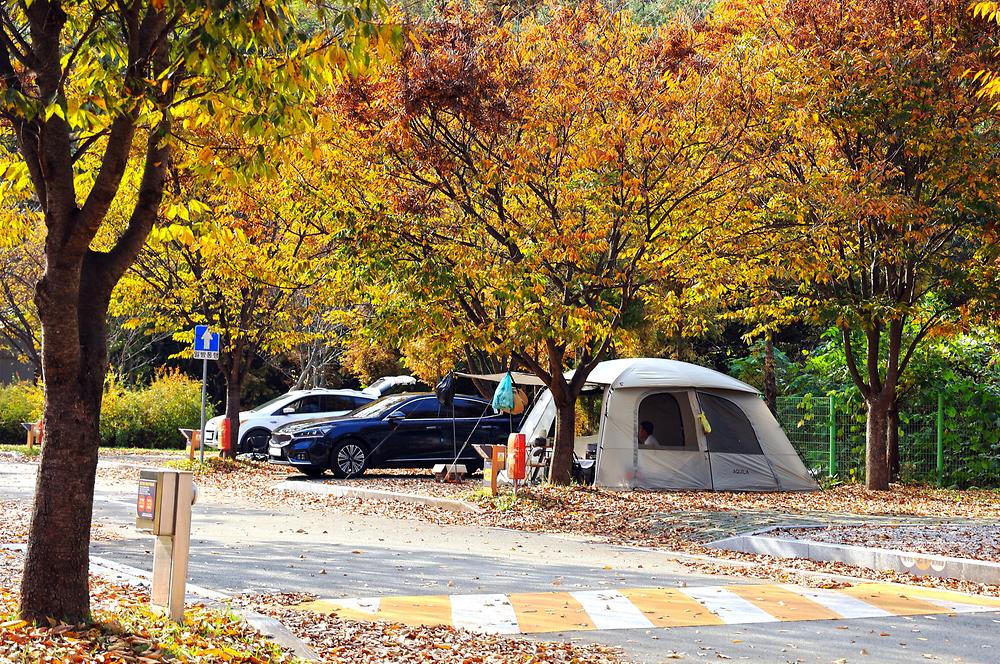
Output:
332,440,368,478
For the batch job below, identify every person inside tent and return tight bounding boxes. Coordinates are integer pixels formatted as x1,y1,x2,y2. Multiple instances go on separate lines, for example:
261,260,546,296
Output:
638,420,660,447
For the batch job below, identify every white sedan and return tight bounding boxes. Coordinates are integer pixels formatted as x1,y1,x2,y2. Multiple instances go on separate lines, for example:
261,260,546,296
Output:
203,388,376,454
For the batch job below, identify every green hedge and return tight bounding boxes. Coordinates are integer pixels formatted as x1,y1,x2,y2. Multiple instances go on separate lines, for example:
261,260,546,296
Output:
0,370,210,449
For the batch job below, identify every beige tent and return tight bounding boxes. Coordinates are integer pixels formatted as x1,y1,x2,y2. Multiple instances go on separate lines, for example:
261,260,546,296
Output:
517,358,818,491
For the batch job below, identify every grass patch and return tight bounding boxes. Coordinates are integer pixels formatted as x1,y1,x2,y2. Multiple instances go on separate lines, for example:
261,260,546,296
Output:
466,486,543,511
164,455,247,474
0,444,201,459
100,447,194,456
0,443,40,458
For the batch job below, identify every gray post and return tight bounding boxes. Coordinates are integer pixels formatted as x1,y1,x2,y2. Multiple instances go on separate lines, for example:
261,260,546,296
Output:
199,358,207,464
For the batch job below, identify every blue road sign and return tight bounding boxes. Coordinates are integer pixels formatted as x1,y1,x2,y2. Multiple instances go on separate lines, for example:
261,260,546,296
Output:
193,325,220,359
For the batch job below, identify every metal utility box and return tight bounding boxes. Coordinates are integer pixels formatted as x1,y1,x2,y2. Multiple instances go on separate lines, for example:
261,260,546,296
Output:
135,468,196,622
136,469,176,535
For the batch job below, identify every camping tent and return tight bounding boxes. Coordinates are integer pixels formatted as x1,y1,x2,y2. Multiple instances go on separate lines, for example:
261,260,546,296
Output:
515,358,818,491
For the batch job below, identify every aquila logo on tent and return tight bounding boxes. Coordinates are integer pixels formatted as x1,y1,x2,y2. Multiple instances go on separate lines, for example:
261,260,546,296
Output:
732,468,750,474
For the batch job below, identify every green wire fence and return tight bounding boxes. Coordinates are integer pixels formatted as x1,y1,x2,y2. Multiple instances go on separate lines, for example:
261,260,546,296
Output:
775,393,1000,488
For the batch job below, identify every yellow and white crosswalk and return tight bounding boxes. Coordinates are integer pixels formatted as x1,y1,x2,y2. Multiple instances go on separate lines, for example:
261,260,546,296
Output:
294,583,1000,635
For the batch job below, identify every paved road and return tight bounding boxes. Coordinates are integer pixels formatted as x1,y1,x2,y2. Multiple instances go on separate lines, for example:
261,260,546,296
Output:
2,461,998,663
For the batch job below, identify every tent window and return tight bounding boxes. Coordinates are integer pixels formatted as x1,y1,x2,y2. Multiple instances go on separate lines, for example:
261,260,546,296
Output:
637,393,685,448
697,393,763,455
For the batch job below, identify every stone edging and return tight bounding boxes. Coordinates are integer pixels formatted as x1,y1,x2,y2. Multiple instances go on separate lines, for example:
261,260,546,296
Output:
708,527,1000,585
273,479,481,514
234,608,321,661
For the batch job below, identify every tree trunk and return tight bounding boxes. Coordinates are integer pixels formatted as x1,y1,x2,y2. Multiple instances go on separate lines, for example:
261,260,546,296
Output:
223,375,241,457
20,270,109,623
886,400,900,481
763,336,777,415
843,322,901,492
549,385,575,485
865,394,892,490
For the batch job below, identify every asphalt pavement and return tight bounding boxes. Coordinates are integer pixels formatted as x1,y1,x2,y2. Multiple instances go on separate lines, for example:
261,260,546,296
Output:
2,461,998,663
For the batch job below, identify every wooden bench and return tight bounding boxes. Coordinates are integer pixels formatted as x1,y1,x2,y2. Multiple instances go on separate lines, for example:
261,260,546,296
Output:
21,421,40,451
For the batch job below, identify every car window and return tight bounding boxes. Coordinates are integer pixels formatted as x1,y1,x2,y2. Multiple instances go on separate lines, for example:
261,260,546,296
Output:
321,395,357,412
452,398,489,419
349,394,412,419
351,396,373,408
252,394,290,413
278,396,324,415
401,398,440,419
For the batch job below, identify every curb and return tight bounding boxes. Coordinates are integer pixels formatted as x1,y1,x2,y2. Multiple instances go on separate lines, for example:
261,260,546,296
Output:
708,533,1000,585
273,479,481,513
234,608,322,662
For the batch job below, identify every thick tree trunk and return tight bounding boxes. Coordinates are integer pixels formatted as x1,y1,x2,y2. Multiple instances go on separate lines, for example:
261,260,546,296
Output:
865,394,892,490
843,321,902,492
549,385,575,485
20,270,109,622
886,401,900,481
763,336,777,415
223,376,241,457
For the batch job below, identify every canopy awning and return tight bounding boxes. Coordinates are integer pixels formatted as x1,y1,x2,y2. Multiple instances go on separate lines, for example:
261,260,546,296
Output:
456,371,549,387
458,358,757,394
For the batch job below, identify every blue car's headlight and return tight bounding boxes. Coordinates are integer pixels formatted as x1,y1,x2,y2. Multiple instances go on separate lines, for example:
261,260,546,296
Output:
292,427,331,438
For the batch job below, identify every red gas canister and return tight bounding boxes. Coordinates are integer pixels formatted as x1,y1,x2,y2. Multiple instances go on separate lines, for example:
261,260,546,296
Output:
219,418,232,454
507,432,526,481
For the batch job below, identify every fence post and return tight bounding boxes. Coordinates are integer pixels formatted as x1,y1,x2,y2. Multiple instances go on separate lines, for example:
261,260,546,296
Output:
936,394,944,488
828,395,837,478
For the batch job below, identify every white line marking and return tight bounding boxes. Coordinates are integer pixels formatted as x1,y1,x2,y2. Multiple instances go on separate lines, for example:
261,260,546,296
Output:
94,498,136,508
90,561,152,589
90,555,228,600
570,590,654,630
450,593,520,634
780,585,892,619
919,597,998,615
681,586,781,624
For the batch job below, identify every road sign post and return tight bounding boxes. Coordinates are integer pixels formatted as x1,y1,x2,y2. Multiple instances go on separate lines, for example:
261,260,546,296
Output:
192,326,220,464
199,357,208,464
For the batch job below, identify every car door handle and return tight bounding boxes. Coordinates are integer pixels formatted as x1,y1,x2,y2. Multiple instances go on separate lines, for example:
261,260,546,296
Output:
425,426,438,430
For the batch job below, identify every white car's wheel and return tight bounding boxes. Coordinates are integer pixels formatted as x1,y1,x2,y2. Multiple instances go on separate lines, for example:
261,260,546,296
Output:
239,428,271,455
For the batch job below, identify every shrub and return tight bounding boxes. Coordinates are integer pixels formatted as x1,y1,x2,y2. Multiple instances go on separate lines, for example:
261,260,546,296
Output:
100,369,209,449
0,382,43,444
0,370,208,449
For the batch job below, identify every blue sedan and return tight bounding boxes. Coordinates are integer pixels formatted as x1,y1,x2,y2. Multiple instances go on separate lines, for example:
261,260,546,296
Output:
267,393,518,478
